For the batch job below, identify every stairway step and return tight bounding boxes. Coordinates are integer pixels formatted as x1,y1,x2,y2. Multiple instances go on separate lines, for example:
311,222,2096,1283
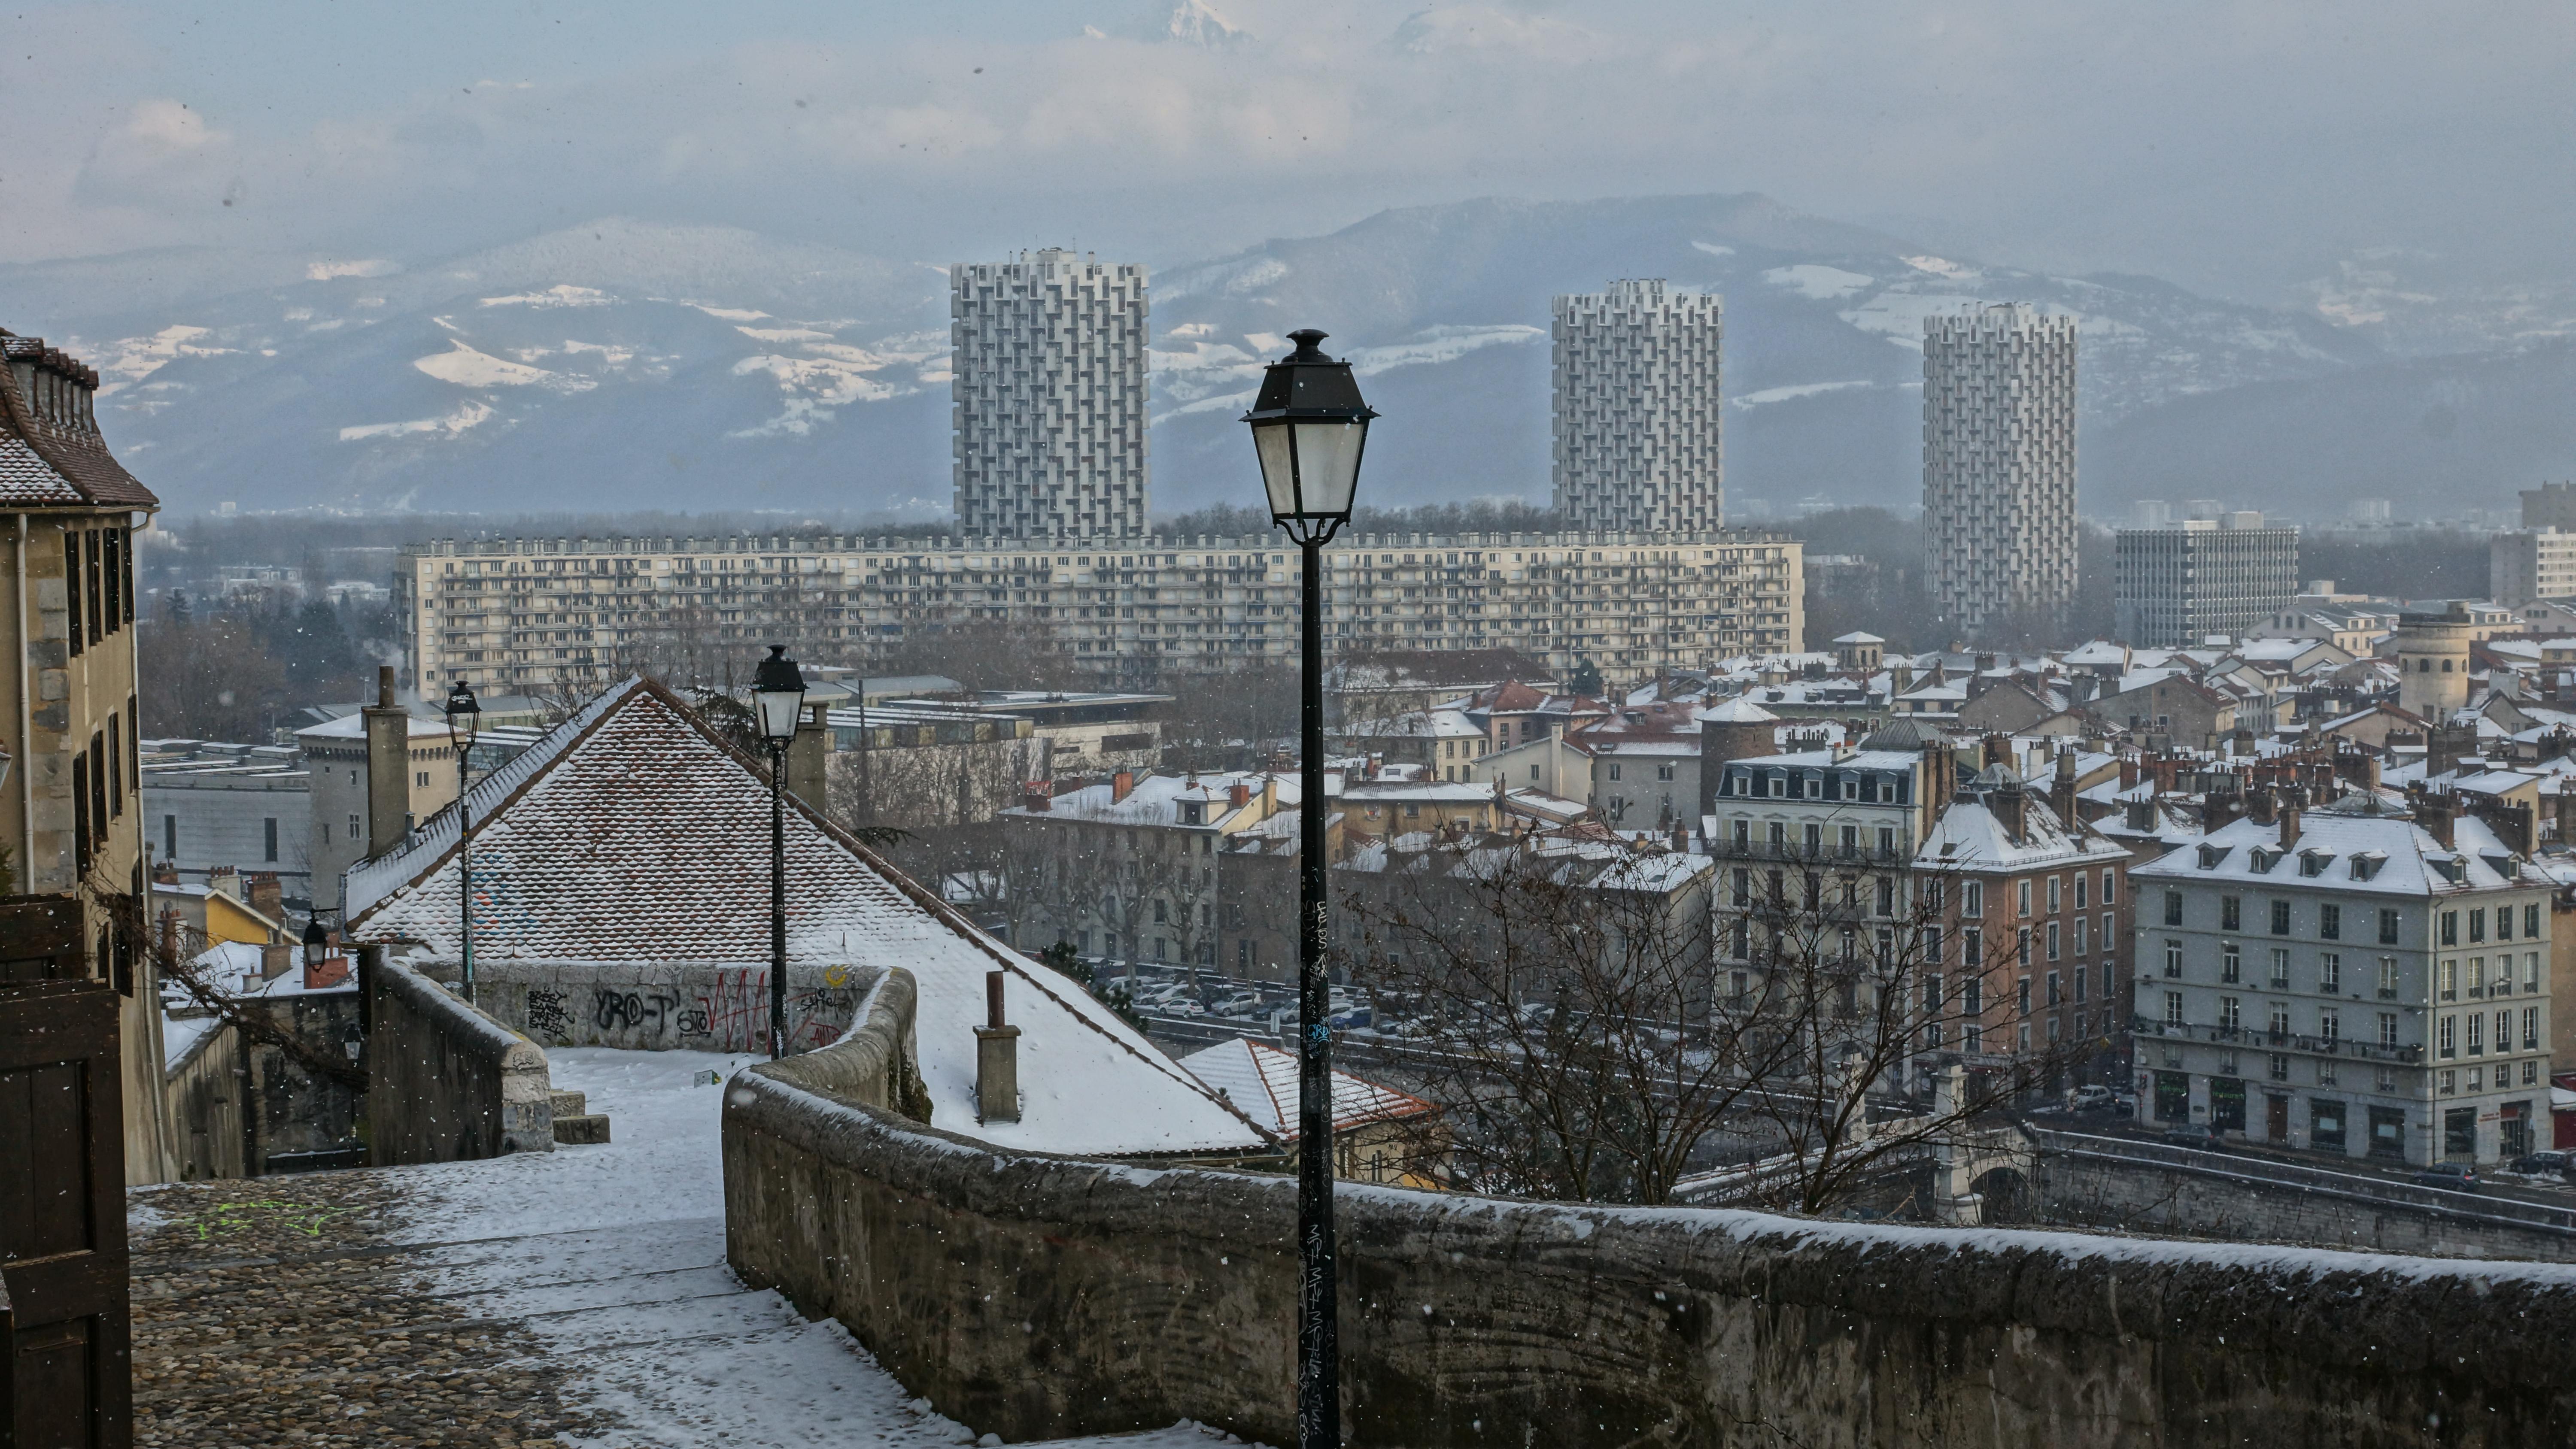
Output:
553,1114,611,1146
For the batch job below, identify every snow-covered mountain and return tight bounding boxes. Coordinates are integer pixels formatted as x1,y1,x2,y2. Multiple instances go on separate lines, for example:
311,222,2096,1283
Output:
3,196,2563,522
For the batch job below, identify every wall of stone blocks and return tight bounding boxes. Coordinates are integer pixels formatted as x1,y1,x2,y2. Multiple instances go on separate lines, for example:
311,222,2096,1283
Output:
723,991,2576,1449
2035,1149,2576,1262
365,953,553,1164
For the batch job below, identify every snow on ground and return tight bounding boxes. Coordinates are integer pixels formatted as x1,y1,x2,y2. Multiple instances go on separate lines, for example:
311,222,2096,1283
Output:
385,1048,1255,1448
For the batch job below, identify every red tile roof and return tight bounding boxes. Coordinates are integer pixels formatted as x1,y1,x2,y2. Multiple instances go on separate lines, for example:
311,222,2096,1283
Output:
0,331,158,509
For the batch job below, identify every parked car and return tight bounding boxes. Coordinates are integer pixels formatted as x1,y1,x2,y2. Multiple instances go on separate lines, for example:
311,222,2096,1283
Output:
2413,1161,2479,1192
1213,991,1263,1018
2506,1149,2570,1177
2070,1085,2114,1113
2161,1124,2227,1152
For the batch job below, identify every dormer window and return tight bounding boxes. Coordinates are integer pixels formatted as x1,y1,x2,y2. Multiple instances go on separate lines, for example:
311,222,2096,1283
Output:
1179,801,1204,826
2348,852,2386,882
2197,843,2229,870
2298,850,2333,877
2248,847,2279,873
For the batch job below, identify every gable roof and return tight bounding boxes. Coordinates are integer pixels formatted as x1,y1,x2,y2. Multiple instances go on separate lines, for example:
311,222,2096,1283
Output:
1179,1036,1435,1140
346,675,1267,1158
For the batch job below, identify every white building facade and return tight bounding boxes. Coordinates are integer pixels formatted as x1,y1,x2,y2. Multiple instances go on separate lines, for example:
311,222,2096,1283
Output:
2114,518,2301,647
950,249,1149,541
1552,280,1725,535
2130,812,2552,1167
2488,527,2576,608
1922,303,2078,637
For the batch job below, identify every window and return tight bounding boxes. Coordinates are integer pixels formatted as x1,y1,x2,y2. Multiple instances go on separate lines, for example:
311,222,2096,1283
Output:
1608,763,1622,782
2073,964,2087,1001
2378,1012,2399,1048
2018,880,2033,918
2525,903,2541,939
2319,1006,2340,1040
1657,764,1674,782
2269,948,2290,988
2163,889,2183,926
2269,900,2291,936
2469,907,2487,943
2497,905,2514,941
2438,1016,2456,1058
1924,973,1945,1012
1876,875,1895,916
2378,956,2399,997
1963,977,1983,1015
2163,940,2181,977
263,818,279,863
1963,881,1984,917
2047,876,2062,913
2379,908,2401,945
2047,971,2062,1006
2164,991,2184,1025
2267,1001,2290,1035
2318,904,2340,941
1964,928,1984,965
2219,996,2241,1030
2016,976,2032,1013
2526,952,2542,992
2221,895,2242,931
2320,953,2341,993
349,812,362,837
2102,869,2117,903
2074,873,2088,909
2046,922,2060,961
1878,827,1896,857
1734,818,1750,847
2072,915,2088,955
162,814,176,860
1731,869,1750,907
2439,958,2457,1000
2467,1014,2485,1054
2222,944,2242,982
2440,910,2458,946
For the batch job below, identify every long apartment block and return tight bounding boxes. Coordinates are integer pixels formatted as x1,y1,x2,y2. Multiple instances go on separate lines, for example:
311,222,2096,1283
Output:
397,530,1802,694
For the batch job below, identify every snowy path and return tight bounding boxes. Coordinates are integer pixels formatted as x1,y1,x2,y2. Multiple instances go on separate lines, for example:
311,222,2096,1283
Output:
384,1048,1250,1449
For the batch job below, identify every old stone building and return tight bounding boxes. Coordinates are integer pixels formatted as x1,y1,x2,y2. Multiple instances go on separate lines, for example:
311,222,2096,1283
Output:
0,326,172,1181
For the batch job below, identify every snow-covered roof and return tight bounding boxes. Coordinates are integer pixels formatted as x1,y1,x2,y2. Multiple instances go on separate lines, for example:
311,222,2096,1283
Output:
1725,748,1925,772
1180,1036,1434,1140
2131,812,2537,897
2062,641,2129,667
1830,631,1886,645
295,712,461,741
1915,791,2126,871
345,676,1265,1159
1698,694,1780,724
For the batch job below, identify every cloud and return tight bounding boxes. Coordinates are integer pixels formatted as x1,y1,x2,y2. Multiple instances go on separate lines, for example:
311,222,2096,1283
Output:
77,99,238,206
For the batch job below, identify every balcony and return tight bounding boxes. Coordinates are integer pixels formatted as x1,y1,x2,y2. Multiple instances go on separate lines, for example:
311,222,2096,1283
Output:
2129,1016,2422,1064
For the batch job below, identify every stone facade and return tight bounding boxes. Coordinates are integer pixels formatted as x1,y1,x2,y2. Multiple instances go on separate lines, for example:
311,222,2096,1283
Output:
1552,279,1724,534
1922,303,2078,636
950,249,1149,541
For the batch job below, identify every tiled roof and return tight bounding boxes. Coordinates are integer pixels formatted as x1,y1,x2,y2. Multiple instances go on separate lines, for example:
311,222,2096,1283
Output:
1179,1036,1435,1140
346,676,1266,1158
0,331,158,509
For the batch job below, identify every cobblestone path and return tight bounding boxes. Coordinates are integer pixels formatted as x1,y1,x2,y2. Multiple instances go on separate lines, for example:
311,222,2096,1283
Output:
129,1170,608,1448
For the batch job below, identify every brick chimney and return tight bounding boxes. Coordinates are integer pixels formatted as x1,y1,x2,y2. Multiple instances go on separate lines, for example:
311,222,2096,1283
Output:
1228,782,1250,809
2051,747,2080,829
246,872,282,921
2278,806,2301,850
207,865,240,900
1021,781,1053,812
1981,734,2010,769
1993,783,2028,842
364,665,410,857
1111,770,1136,803
975,970,1022,1124
2118,755,2139,791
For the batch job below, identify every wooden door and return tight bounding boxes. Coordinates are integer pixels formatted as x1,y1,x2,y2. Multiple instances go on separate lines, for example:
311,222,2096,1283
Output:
0,976,132,1449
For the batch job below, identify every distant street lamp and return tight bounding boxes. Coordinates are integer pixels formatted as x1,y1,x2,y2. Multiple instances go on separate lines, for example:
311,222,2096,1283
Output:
754,644,808,1060
1242,327,1374,1449
443,679,481,1003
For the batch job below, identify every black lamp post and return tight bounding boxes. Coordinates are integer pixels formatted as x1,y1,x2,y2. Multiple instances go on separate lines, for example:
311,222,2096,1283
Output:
1242,327,1373,1449
753,644,808,1060
443,679,481,1002
302,916,328,971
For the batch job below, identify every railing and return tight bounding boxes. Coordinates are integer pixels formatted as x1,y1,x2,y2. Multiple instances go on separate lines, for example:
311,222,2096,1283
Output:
1705,840,1912,866
2032,1128,2576,1235
2130,1016,2424,1064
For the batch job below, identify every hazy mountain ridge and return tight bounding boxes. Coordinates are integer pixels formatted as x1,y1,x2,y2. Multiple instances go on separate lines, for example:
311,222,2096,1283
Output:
1,195,2562,521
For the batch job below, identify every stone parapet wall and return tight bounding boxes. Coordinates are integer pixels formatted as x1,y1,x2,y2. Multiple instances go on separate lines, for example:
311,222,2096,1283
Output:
367,955,553,1163
723,984,2576,1448
437,959,864,1055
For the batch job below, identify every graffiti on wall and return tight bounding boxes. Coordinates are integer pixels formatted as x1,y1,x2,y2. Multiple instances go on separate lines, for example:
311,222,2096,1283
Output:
493,968,858,1054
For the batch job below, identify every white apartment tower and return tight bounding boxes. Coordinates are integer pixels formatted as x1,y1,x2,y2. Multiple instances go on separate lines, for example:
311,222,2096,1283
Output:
1552,280,1724,534
951,249,1149,540
1922,303,2078,636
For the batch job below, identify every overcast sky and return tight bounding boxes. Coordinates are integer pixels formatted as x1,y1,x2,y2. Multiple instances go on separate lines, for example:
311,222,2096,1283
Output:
9,0,2570,306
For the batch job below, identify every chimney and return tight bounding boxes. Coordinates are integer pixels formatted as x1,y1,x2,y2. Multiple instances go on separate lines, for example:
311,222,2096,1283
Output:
246,872,282,921
788,701,829,814
975,970,1022,1124
2119,755,2139,791
1112,770,1136,803
364,665,410,858
2279,806,2301,851
1921,738,1953,815
2051,748,2079,828
2418,794,2456,849
2556,787,2576,849
1994,784,2028,842
1022,781,1053,812
258,943,294,980
1981,734,2010,768
1229,782,1251,809
207,865,240,900
304,950,351,991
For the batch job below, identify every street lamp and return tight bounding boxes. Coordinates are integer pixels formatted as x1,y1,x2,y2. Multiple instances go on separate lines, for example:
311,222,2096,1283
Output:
443,679,481,1003
753,644,808,1060
303,916,329,971
1242,327,1373,1449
